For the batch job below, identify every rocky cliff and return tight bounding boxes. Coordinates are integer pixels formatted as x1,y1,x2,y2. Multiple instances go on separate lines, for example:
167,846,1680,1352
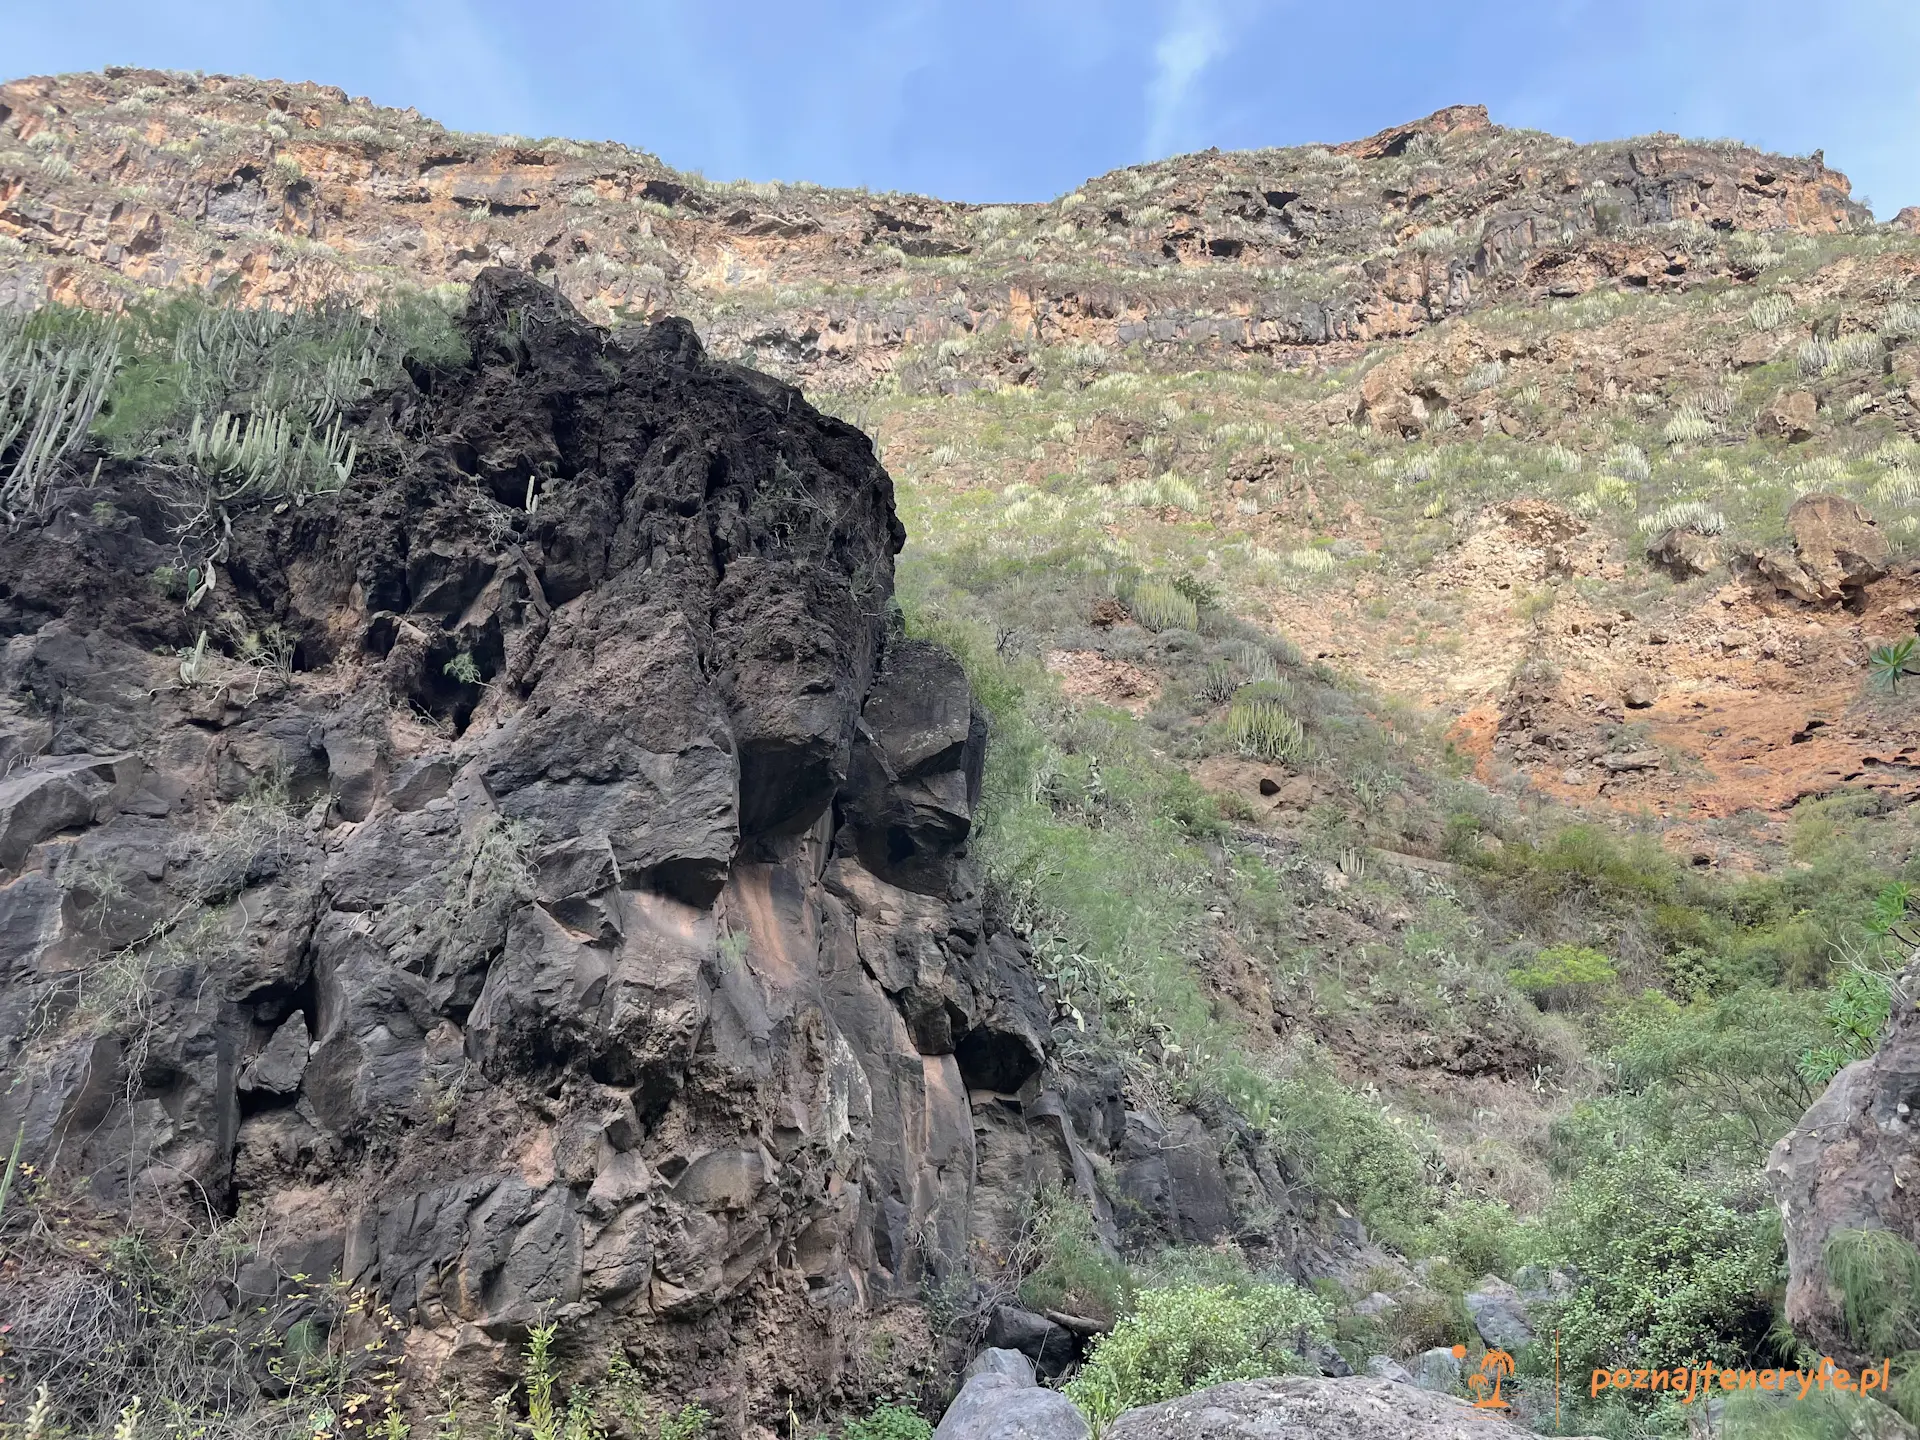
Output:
0,72,1869,389
0,270,1347,1427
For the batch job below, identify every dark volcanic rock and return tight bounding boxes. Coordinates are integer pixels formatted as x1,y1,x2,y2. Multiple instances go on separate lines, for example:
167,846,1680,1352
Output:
0,271,1076,1420
0,272,1330,1422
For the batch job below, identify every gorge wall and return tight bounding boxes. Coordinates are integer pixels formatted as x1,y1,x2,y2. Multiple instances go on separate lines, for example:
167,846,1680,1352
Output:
0,270,1339,1426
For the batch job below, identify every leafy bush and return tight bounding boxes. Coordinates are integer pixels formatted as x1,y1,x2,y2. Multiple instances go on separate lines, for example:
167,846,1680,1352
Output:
656,1404,715,1440
1425,1197,1524,1281
1507,943,1617,1009
1017,1189,1135,1324
1259,1061,1437,1251
1602,987,1823,1161
1798,967,1892,1086
839,1401,932,1440
1481,823,1680,908
1541,1154,1775,1379
1795,882,1910,1084
1065,1282,1331,1426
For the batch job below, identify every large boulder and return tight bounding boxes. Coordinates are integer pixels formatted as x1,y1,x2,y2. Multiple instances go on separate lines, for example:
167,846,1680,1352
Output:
1410,1346,1463,1393
933,1354,1090,1440
1102,1376,1598,1438
1757,388,1819,442
1646,525,1720,580
1768,953,1920,1362
1753,493,1892,603
984,1305,1082,1376
1464,1276,1534,1349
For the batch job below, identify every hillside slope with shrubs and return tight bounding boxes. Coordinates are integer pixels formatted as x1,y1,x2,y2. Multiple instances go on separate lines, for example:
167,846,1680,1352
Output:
3,68,1920,1440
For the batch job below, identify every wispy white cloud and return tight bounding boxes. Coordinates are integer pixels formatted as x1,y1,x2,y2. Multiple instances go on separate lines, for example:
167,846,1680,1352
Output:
1144,0,1229,160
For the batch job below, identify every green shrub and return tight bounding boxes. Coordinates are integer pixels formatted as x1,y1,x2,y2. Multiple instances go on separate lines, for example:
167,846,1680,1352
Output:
1065,1283,1332,1426
1426,1197,1524,1281
657,1408,713,1440
839,1401,932,1440
1130,580,1199,632
1603,987,1823,1161
1485,823,1681,906
1506,943,1617,1009
1719,1387,1918,1439
1018,1189,1135,1324
1798,967,1892,1086
1225,695,1306,763
1261,1061,1438,1250
1541,1153,1775,1378
1825,1228,1920,1356
902,601,1227,1078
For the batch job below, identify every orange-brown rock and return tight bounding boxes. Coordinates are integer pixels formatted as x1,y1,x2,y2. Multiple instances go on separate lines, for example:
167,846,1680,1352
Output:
1777,493,1892,600
1757,388,1819,441
0,70,1874,389
1646,526,1720,580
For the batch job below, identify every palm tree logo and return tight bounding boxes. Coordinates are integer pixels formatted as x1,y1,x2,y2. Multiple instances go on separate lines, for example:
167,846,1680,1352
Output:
1456,1345,1515,1409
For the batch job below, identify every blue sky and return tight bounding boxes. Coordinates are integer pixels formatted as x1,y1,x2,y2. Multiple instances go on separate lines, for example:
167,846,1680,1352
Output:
13,1,1920,215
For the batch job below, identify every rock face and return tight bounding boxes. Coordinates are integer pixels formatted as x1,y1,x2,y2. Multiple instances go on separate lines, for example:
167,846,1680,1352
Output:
0,270,1107,1418
1768,953,1920,1362
1645,525,1720,580
1753,493,1892,603
1757,388,1819,442
0,73,1871,387
1101,1376,1597,1439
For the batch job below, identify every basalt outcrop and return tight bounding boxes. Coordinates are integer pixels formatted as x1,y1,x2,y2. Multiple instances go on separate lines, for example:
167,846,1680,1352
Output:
0,271,1345,1426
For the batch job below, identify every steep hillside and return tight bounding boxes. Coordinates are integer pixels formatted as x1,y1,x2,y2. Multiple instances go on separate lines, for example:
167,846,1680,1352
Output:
5,66,1920,1440
4,67,1916,831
